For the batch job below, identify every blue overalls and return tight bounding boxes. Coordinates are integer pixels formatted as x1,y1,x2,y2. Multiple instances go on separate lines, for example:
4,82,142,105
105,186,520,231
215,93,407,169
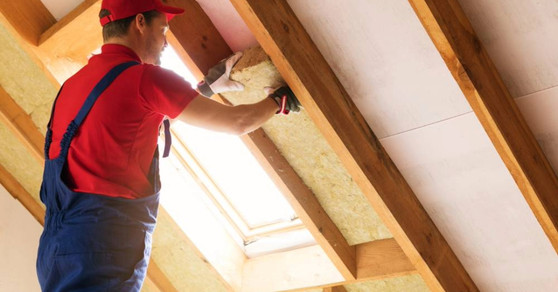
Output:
37,62,161,292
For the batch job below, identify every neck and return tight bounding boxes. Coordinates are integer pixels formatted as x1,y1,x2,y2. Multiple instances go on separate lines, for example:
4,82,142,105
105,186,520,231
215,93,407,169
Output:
105,36,145,62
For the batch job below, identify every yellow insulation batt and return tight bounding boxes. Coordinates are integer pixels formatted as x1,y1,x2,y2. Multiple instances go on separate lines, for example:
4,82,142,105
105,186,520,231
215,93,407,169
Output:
222,46,392,245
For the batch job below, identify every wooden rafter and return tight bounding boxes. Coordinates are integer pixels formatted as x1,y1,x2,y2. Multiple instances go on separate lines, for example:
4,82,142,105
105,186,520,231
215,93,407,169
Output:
229,0,478,291
0,163,44,225
39,0,102,65
407,0,558,251
0,86,44,164
165,0,232,79
324,286,348,292
244,238,414,291
356,239,416,280
166,0,359,279
0,0,55,45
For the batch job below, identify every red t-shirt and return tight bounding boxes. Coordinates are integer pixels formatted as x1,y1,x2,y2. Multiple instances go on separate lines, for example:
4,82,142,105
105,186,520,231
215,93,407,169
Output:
49,44,198,199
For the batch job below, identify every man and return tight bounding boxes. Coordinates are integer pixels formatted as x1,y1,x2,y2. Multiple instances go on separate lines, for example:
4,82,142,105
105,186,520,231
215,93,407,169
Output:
36,0,300,290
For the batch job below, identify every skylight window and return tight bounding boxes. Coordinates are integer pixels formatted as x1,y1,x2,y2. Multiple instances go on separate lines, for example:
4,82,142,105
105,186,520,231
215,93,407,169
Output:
158,46,315,257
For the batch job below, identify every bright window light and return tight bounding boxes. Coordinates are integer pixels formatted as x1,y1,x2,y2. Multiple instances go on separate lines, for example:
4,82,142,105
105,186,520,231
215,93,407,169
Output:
158,45,315,257
160,46,197,86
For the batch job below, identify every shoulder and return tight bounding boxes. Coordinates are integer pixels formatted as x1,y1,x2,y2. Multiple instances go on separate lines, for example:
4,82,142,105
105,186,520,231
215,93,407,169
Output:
138,64,194,91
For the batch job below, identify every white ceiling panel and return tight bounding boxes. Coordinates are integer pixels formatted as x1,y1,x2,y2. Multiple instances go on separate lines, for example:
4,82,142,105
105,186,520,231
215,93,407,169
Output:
380,114,558,291
458,0,558,98
285,0,472,138
516,86,558,174
41,0,83,20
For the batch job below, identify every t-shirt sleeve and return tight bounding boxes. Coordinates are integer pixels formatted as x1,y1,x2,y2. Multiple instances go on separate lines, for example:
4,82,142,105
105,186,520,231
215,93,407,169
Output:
139,64,199,119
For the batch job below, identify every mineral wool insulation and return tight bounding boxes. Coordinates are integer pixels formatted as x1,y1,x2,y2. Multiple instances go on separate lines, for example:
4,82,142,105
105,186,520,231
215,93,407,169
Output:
222,46,392,245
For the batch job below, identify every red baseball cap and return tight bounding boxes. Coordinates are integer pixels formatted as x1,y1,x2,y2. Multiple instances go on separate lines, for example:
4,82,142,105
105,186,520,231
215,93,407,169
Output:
100,0,184,26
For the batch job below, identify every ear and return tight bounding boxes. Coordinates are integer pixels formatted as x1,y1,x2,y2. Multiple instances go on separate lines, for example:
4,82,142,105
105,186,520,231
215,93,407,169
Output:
134,13,147,34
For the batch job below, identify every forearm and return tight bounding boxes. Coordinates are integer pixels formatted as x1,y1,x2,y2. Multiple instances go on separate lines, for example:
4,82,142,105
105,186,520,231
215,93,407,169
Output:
177,95,278,135
233,97,278,135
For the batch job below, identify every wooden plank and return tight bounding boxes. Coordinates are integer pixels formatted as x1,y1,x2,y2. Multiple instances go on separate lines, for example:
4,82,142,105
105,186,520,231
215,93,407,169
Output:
324,286,347,292
356,239,416,280
242,244,344,291
229,0,478,291
39,0,102,64
147,260,179,292
0,163,44,225
241,128,357,279
281,239,416,291
168,0,358,279
0,0,84,85
165,0,232,76
407,0,558,251
0,86,44,163
0,12,60,88
0,0,55,45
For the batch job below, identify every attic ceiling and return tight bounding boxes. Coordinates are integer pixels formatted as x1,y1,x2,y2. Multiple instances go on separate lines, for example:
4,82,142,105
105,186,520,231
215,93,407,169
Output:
1,0,558,292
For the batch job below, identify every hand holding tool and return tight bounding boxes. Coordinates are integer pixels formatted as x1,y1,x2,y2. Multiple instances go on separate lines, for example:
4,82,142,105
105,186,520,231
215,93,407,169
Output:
268,86,301,115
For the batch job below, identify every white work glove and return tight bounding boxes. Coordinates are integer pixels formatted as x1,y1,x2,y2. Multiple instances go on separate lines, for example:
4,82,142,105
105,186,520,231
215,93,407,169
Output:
197,52,245,97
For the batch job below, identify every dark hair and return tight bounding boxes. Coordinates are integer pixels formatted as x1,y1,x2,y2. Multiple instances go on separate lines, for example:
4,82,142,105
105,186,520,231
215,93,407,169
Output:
99,9,162,41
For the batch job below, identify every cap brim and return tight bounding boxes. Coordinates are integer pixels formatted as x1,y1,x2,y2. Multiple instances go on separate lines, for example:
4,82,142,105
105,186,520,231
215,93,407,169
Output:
159,5,184,21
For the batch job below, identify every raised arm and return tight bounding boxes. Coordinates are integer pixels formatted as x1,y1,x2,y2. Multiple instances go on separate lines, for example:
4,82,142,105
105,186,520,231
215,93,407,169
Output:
177,52,300,135
177,94,277,135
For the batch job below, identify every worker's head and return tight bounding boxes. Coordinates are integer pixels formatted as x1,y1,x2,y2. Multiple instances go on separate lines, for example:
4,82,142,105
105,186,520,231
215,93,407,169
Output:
99,0,184,65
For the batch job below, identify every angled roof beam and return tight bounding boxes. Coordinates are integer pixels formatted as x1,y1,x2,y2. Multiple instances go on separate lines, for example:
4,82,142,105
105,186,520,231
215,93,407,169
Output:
0,163,45,225
0,86,44,164
0,0,55,45
0,1,92,84
243,238,415,291
166,0,358,279
229,0,478,290
324,286,348,292
408,0,558,251
38,0,102,65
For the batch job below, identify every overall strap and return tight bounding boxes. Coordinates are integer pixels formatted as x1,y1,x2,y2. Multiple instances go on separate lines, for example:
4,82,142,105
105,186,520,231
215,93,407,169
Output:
44,86,64,159
57,61,140,159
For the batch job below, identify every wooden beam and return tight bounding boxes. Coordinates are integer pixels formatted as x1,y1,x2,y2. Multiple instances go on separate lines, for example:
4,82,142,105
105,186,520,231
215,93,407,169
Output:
0,0,85,85
407,0,558,252
0,12,59,88
279,239,416,291
0,0,55,45
0,163,44,225
165,0,232,76
167,0,358,279
242,244,344,291
324,286,347,292
39,0,102,64
0,86,44,163
241,129,357,279
229,0,478,291
356,239,416,280
146,250,180,292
